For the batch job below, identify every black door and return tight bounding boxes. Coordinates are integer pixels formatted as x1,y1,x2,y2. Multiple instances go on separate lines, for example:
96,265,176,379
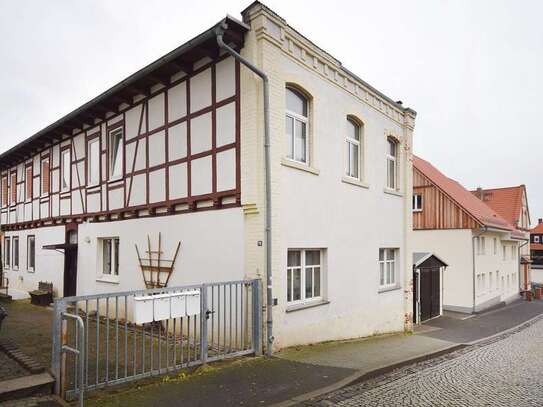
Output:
63,227,78,297
418,267,441,322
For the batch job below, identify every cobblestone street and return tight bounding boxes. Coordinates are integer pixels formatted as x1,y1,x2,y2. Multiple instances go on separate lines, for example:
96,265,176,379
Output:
303,316,543,406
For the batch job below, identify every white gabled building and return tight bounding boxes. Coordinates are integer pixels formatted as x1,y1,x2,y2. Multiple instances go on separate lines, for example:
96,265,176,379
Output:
0,1,416,351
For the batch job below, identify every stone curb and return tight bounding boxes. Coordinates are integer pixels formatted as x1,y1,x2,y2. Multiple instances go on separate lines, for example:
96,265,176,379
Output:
0,339,45,375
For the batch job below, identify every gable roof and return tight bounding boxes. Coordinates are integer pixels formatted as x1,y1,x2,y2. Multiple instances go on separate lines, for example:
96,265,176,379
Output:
470,186,527,229
531,223,543,234
0,15,249,170
413,155,513,231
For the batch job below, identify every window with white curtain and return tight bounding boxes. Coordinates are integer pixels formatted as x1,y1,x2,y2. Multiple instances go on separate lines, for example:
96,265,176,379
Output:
109,128,123,179
345,118,361,179
386,138,398,189
285,87,308,164
99,238,120,278
287,249,322,304
88,138,100,186
379,248,398,289
61,149,71,191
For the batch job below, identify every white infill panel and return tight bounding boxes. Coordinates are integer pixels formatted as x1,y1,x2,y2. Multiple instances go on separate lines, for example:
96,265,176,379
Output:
133,296,154,324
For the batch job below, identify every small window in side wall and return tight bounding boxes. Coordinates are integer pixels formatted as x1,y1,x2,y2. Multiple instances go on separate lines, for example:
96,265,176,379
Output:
10,173,16,203
41,159,50,195
285,87,309,164
12,236,19,270
88,139,100,186
535,236,541,243
1,177,7,207
345,118,362,179
379,248,398,289
25,166,32,201
412,193,423,212
109,128,124,179
27,235,35,272
61,149,71,191
493,238,497,255
100,238,120,278
4,237,10,269
386,138,398,190
286,249,322,304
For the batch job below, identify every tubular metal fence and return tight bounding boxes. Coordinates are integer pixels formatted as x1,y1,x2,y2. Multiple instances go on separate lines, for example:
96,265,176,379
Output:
52,279,262,403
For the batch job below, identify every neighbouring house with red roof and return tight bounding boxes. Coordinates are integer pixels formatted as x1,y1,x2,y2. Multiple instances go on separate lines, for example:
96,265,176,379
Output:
530,219,543,283
411,156,526,315
471,185,532,291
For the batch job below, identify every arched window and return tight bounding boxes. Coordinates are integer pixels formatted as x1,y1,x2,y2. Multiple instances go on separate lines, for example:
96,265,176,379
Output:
285,87,308,163
386,137,399,189
346,118,361,179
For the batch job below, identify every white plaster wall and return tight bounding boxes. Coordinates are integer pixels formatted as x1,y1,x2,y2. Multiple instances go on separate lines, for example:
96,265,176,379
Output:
532,267,543,284
76,208,245,297
3,226,65,296
412,229,473,312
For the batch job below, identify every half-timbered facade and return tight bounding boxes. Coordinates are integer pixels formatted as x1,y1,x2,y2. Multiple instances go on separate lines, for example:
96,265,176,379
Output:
1,2,417,350
412,156,523,313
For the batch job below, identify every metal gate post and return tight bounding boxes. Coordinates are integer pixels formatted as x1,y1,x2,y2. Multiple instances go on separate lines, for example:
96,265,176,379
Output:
61,312,85,407
252,280,263,355
200,284,208,363
51,299,67,395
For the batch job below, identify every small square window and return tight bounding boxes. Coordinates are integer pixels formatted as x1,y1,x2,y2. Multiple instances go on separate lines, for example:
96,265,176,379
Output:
412,193,423,212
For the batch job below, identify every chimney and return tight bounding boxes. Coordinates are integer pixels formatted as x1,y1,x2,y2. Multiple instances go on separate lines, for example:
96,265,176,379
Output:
539,218,542,225
476,187,483,200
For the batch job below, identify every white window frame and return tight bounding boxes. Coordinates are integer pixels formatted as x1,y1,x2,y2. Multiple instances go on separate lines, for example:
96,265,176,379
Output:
285,87,309,164
386,138,398,190
27,235,35,272
379,248,399,290
61,149,71,192
345,118,361,180
98,237,120,283
493,238,497,255
109,128,124,180
286,249,323,306
4,237,10,269
88,138,100,186
535,236,541,243
12,236,19,270
413,193,423,212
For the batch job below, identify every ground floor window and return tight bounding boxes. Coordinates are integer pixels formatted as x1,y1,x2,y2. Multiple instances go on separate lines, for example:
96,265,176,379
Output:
12,237,19,270
4,237,10,269
27,235,35,272
379,248,398,289
99,238,120,279
287,249,322,304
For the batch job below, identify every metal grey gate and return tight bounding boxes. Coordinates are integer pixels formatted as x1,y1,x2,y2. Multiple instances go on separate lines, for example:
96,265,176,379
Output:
52,279,262,403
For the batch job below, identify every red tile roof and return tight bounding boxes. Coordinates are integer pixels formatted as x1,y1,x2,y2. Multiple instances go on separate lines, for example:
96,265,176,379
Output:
531,223,543,234
413,155,513,231
470,186,525,229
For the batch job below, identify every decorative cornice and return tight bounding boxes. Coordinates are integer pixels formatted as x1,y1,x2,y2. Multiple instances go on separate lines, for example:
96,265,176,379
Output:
242,2,417,128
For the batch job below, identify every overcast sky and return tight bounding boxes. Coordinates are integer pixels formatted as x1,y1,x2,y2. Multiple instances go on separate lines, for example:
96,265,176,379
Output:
1,0,541,224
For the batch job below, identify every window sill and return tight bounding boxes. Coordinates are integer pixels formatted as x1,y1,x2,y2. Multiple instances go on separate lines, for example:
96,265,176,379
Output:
383,188,403,197
378,284,401,294
108,176,123,184
281,158,320,176
341,176,369,189
413,209,422,213
27,269,35,274
96,276,120,285
286,300,329,313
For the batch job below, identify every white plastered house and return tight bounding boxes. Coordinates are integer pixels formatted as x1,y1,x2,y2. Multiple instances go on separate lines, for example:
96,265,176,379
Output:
412,156,524,314
0,1,417,351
